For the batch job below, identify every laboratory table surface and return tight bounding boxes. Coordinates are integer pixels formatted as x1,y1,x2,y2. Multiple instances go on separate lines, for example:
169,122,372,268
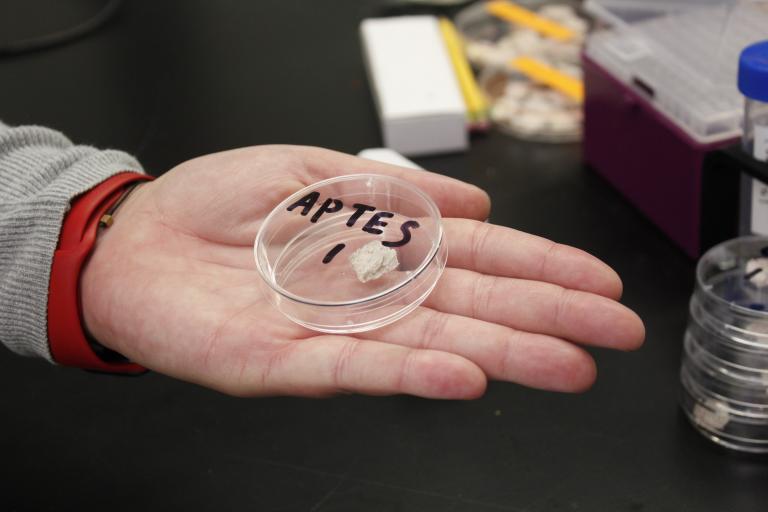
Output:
1,1,767,511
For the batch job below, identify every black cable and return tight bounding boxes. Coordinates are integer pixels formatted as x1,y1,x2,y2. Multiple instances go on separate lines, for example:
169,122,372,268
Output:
0,0,123,56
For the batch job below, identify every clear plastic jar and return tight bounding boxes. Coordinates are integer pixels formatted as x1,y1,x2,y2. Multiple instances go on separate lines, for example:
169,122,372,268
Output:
739,40,768,162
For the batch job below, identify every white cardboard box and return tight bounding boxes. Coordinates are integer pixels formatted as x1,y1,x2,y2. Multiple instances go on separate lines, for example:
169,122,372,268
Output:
357,147,424,169
360,16,468,157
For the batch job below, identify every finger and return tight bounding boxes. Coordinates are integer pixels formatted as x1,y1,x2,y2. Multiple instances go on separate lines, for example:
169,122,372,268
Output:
370,307,597,393
293,146,491,221
444,218,623,300
250,335,487,399
425,268,646,351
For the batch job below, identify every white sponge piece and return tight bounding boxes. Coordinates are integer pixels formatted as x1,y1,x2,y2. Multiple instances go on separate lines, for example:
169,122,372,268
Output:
349,241,399,283
745,257,768,288
692,398,730,431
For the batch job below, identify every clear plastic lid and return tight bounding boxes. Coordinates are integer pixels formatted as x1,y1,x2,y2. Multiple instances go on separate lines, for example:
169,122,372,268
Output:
585,0,768,144
585,0,729,28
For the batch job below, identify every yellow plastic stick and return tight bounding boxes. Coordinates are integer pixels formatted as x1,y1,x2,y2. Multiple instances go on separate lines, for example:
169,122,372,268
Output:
511,56,584,103
486,0,574,42
438,17,489,125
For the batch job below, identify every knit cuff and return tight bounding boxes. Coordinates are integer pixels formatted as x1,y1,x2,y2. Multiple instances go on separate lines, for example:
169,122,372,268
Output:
0,124,144,361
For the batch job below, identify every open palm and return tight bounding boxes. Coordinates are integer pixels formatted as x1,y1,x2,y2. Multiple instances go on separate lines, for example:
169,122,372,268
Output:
81,146,644,399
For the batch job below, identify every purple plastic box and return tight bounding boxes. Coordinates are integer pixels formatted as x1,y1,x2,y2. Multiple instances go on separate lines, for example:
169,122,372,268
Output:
583,54,739,258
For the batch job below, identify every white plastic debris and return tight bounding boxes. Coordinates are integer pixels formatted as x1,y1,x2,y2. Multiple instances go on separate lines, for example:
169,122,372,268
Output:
491,102,513,122
745,257,768,288
504,80,530,100
465,39,510,69
549,110,581,131
525,91,560,113
692,398,731,431
538,4,578,24
545,41,581,64
561,17,589,37
349,241,399,283
503,29,542,55
510,112,548,134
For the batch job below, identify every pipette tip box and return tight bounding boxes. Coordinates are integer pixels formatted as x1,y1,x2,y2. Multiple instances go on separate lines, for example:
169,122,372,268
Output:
582,0,768,257
583,54,737,258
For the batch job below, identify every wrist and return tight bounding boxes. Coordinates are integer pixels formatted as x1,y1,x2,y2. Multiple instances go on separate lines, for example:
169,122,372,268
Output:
85,180,153,356
48,172,154,373
80,180,152,351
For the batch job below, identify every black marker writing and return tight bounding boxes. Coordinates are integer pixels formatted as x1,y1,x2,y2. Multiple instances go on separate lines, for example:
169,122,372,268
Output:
311,198,343,223
346,203,376,227
285,193,421,262
362,212,394,235
745,267,764,280
322,243,346,264
286,191,320,216
383,220,420,248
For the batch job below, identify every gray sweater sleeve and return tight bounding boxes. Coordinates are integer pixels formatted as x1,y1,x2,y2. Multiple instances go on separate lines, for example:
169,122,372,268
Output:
0,121,144,360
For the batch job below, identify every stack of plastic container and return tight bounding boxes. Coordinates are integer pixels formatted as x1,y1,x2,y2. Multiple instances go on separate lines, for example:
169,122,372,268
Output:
680,236,768,453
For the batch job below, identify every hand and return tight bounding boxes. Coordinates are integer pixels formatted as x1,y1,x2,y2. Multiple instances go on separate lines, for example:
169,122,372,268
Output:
81,146,644,399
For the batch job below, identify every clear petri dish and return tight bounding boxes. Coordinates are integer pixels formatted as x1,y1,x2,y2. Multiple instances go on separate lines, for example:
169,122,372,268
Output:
254,174,447,333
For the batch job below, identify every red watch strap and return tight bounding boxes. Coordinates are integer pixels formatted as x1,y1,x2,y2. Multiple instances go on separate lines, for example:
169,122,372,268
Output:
48,172,154,373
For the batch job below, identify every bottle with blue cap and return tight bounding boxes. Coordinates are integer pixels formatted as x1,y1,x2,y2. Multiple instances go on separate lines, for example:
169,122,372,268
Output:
740,40,768,162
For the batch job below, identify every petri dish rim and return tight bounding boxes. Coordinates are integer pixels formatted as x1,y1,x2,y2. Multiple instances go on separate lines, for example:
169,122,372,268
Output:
696,236,768,318
254,173,445,307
